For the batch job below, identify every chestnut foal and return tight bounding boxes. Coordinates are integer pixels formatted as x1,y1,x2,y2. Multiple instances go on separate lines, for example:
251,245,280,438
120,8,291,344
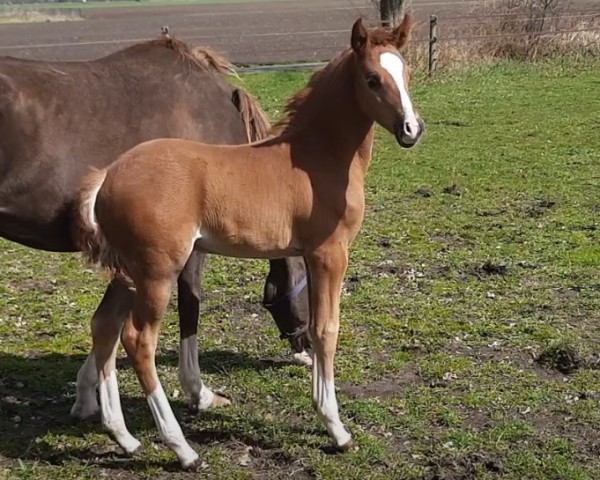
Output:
76,16,424,469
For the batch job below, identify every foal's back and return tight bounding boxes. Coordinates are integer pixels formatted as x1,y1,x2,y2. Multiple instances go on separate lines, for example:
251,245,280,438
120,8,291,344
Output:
93,137,305,267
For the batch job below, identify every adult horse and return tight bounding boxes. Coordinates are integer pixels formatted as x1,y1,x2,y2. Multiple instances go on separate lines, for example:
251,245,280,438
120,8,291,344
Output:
76,16,423,468
0,35,310,419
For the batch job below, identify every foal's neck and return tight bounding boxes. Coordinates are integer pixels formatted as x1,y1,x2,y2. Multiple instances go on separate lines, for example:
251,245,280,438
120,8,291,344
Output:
288,52,375,174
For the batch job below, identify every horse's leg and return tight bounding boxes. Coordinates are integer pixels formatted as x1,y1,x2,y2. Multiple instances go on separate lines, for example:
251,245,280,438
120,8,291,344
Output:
305,245,352,449
263,257,312,365
91,277,141,455
71,278,134,420
177,251,230,412
122,275,199,469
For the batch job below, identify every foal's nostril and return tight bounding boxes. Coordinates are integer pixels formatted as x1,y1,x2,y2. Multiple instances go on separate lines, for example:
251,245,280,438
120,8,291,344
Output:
404,122,413,136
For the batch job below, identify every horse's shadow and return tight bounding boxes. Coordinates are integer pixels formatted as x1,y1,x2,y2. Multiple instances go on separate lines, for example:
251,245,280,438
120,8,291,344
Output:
0,350,316,468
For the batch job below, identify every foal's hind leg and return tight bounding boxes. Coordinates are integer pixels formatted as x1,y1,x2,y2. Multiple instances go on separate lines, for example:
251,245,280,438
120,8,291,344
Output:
71,278,134,420
122,275,199,469
177,251,230,412
90,277,141,455
305,245,352,449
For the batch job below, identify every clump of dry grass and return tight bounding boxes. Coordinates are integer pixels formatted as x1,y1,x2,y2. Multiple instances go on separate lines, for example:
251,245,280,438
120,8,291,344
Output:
471,0,600,59
0,7,82,24
425,0,600,71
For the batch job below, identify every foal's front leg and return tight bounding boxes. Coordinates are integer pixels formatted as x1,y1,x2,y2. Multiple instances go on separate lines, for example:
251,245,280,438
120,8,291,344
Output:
122,276,199,469
177,251,230,412
305,245,353,449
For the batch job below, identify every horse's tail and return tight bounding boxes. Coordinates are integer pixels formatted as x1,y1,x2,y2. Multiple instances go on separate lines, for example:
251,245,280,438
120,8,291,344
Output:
74,168,124,274
232,87,271,142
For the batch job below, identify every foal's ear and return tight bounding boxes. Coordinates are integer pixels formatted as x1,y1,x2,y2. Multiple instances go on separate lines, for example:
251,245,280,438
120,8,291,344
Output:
351,18,369,53
392,14,413,49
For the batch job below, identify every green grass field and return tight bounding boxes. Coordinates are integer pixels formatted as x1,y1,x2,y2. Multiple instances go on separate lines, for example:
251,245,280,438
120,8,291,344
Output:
0,56,599,479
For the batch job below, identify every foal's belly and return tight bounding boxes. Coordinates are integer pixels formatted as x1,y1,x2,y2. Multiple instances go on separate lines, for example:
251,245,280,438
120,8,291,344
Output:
193,228,303,260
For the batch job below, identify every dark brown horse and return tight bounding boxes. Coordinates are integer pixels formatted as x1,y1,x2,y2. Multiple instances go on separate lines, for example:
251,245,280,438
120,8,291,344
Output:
0,35,310,420
76,16,423,468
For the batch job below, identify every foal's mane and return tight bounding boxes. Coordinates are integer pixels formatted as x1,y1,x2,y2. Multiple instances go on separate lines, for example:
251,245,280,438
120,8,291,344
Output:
270,48,352,135
270,25,403,136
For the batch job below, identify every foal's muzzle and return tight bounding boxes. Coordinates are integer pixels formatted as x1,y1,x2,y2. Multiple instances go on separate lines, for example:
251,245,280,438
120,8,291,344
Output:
395,117,425,148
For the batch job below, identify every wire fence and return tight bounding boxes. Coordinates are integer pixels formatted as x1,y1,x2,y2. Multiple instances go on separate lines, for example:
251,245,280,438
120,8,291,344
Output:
0,1,597,69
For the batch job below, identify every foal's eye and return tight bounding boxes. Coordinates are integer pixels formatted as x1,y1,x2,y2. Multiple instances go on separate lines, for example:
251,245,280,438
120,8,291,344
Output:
365,73,381,90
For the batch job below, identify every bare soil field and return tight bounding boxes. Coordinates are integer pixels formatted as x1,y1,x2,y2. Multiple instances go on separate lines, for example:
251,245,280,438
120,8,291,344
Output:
0,0,595,64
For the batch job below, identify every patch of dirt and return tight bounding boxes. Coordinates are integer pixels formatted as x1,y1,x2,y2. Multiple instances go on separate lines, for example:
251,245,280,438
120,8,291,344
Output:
554,286,581,300
535,344,583,374
339,365,420,400
476,208,507,217
465,260,509,279
433,120,469,127
415,187,434,198
442,184,461,196
376,237,392,248
428,233,471,249
425,451,504,480
522,198,556,218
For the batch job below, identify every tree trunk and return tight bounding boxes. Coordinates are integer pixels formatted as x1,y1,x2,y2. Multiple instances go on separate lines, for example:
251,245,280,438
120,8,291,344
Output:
379,0,405,28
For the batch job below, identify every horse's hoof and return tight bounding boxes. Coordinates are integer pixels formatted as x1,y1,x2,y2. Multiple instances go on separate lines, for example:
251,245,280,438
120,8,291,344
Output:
338,438,357,452
188,393,231,413
70,401,100,420
182,456,206,472
320,438,357,455
291,350,313,366
122,443,142,458
107,432,142,457
211,393,232,408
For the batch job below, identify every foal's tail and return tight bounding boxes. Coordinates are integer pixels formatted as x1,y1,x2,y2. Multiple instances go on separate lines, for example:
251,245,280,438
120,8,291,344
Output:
232,87,271,142
74,169,124,274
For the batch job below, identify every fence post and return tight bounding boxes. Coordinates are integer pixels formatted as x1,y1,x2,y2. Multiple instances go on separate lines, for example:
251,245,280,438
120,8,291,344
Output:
428,15,439,76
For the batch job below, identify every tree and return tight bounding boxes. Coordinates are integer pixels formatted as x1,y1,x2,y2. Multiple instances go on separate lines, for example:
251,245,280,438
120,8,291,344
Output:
375,0,406,27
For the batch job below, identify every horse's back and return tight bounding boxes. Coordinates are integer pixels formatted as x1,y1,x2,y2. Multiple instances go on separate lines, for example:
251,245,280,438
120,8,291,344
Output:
0,43,250,251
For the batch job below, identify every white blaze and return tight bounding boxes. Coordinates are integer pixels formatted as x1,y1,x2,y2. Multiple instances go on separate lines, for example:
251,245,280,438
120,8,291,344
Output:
379,52,420,139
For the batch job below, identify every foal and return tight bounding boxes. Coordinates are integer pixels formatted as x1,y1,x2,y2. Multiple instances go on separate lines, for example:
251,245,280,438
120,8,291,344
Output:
76,16,424,469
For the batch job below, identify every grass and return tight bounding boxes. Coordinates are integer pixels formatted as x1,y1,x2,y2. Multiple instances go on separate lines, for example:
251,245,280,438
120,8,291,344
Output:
1,56,599,479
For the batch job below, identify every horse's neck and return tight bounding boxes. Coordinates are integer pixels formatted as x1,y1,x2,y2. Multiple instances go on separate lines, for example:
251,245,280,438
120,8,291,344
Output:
289,55,375,175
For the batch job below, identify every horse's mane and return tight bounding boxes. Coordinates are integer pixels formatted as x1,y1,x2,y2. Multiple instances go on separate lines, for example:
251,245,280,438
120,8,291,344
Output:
270,48,353,136
109,36,238,78
111,36,270,142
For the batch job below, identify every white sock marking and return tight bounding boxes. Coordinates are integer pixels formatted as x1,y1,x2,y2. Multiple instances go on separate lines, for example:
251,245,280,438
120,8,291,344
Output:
380,52,420,140
312,354,351,447
99,370,141,454
71,353,100,419
178,335,215,410
147,382,199,468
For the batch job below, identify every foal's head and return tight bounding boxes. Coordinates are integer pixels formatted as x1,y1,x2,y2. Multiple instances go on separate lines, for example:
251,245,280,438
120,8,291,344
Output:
351,16,424,148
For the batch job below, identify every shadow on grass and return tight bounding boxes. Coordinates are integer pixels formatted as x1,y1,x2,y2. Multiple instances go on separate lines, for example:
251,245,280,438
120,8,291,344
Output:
0,349,305,465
